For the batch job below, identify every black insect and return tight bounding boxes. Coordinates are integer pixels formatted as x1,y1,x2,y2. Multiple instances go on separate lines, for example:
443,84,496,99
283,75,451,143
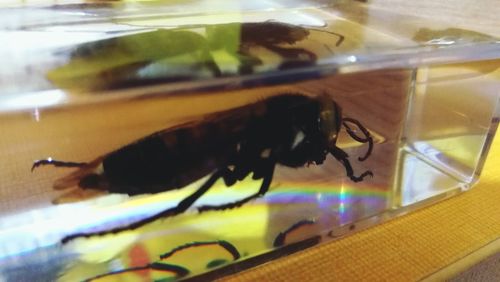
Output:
33,93,373,243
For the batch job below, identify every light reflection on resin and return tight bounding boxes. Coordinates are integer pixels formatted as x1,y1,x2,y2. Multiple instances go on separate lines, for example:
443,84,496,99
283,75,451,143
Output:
0,1,498,282
56,180,388,282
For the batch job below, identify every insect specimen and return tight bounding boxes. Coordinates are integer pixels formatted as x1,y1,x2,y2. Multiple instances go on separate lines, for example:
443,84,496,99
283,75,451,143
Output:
48,21,344,90
33,93,373,243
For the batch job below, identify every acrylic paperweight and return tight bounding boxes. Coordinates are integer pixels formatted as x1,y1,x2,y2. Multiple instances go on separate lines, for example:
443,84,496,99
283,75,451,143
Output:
0,1,499,281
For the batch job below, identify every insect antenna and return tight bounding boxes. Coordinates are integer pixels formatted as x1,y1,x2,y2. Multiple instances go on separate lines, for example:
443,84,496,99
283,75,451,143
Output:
342,117,373,161
307,28,345,47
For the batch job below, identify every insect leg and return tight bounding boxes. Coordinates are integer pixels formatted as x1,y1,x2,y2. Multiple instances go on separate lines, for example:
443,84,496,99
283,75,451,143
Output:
61,170,224,243
197,160,276,212
342,117,373,161
159,240,240,260
273,219,316,247
329,146,373,182
31,158,87,171
265,44,317,62
308,28,345,47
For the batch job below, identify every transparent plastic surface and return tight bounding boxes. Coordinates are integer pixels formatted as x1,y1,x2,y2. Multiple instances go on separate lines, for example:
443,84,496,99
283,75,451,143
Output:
0,1,499,281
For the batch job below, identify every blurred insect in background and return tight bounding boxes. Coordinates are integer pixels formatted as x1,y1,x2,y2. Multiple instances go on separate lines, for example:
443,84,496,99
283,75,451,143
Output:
206,21,344,73
33,93,373,243
48,21,344,90
82,240,241,282
78,223,319,281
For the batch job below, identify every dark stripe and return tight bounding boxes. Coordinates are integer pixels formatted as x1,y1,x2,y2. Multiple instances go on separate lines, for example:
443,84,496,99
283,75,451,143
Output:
159,240,240,261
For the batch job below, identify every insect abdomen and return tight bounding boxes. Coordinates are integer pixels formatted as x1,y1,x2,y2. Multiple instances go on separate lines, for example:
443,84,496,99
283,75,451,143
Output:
102,118,248,195
103,136,178,194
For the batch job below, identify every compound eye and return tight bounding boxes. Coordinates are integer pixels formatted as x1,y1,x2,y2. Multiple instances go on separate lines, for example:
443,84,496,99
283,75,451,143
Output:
319,110,336,142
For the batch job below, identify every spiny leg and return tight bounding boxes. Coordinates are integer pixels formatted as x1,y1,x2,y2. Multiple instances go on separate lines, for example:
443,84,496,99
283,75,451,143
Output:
31,158,87,172
330,146,373,182
342,117,373,162
61,170,224,243
197,159,276,212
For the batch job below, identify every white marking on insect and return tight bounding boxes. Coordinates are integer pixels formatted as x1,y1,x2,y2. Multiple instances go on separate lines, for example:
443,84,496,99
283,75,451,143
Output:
291,131,305,149
96,163,104,174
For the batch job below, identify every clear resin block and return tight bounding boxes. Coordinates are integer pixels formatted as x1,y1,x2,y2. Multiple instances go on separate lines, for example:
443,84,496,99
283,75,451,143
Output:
0,1,498,281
